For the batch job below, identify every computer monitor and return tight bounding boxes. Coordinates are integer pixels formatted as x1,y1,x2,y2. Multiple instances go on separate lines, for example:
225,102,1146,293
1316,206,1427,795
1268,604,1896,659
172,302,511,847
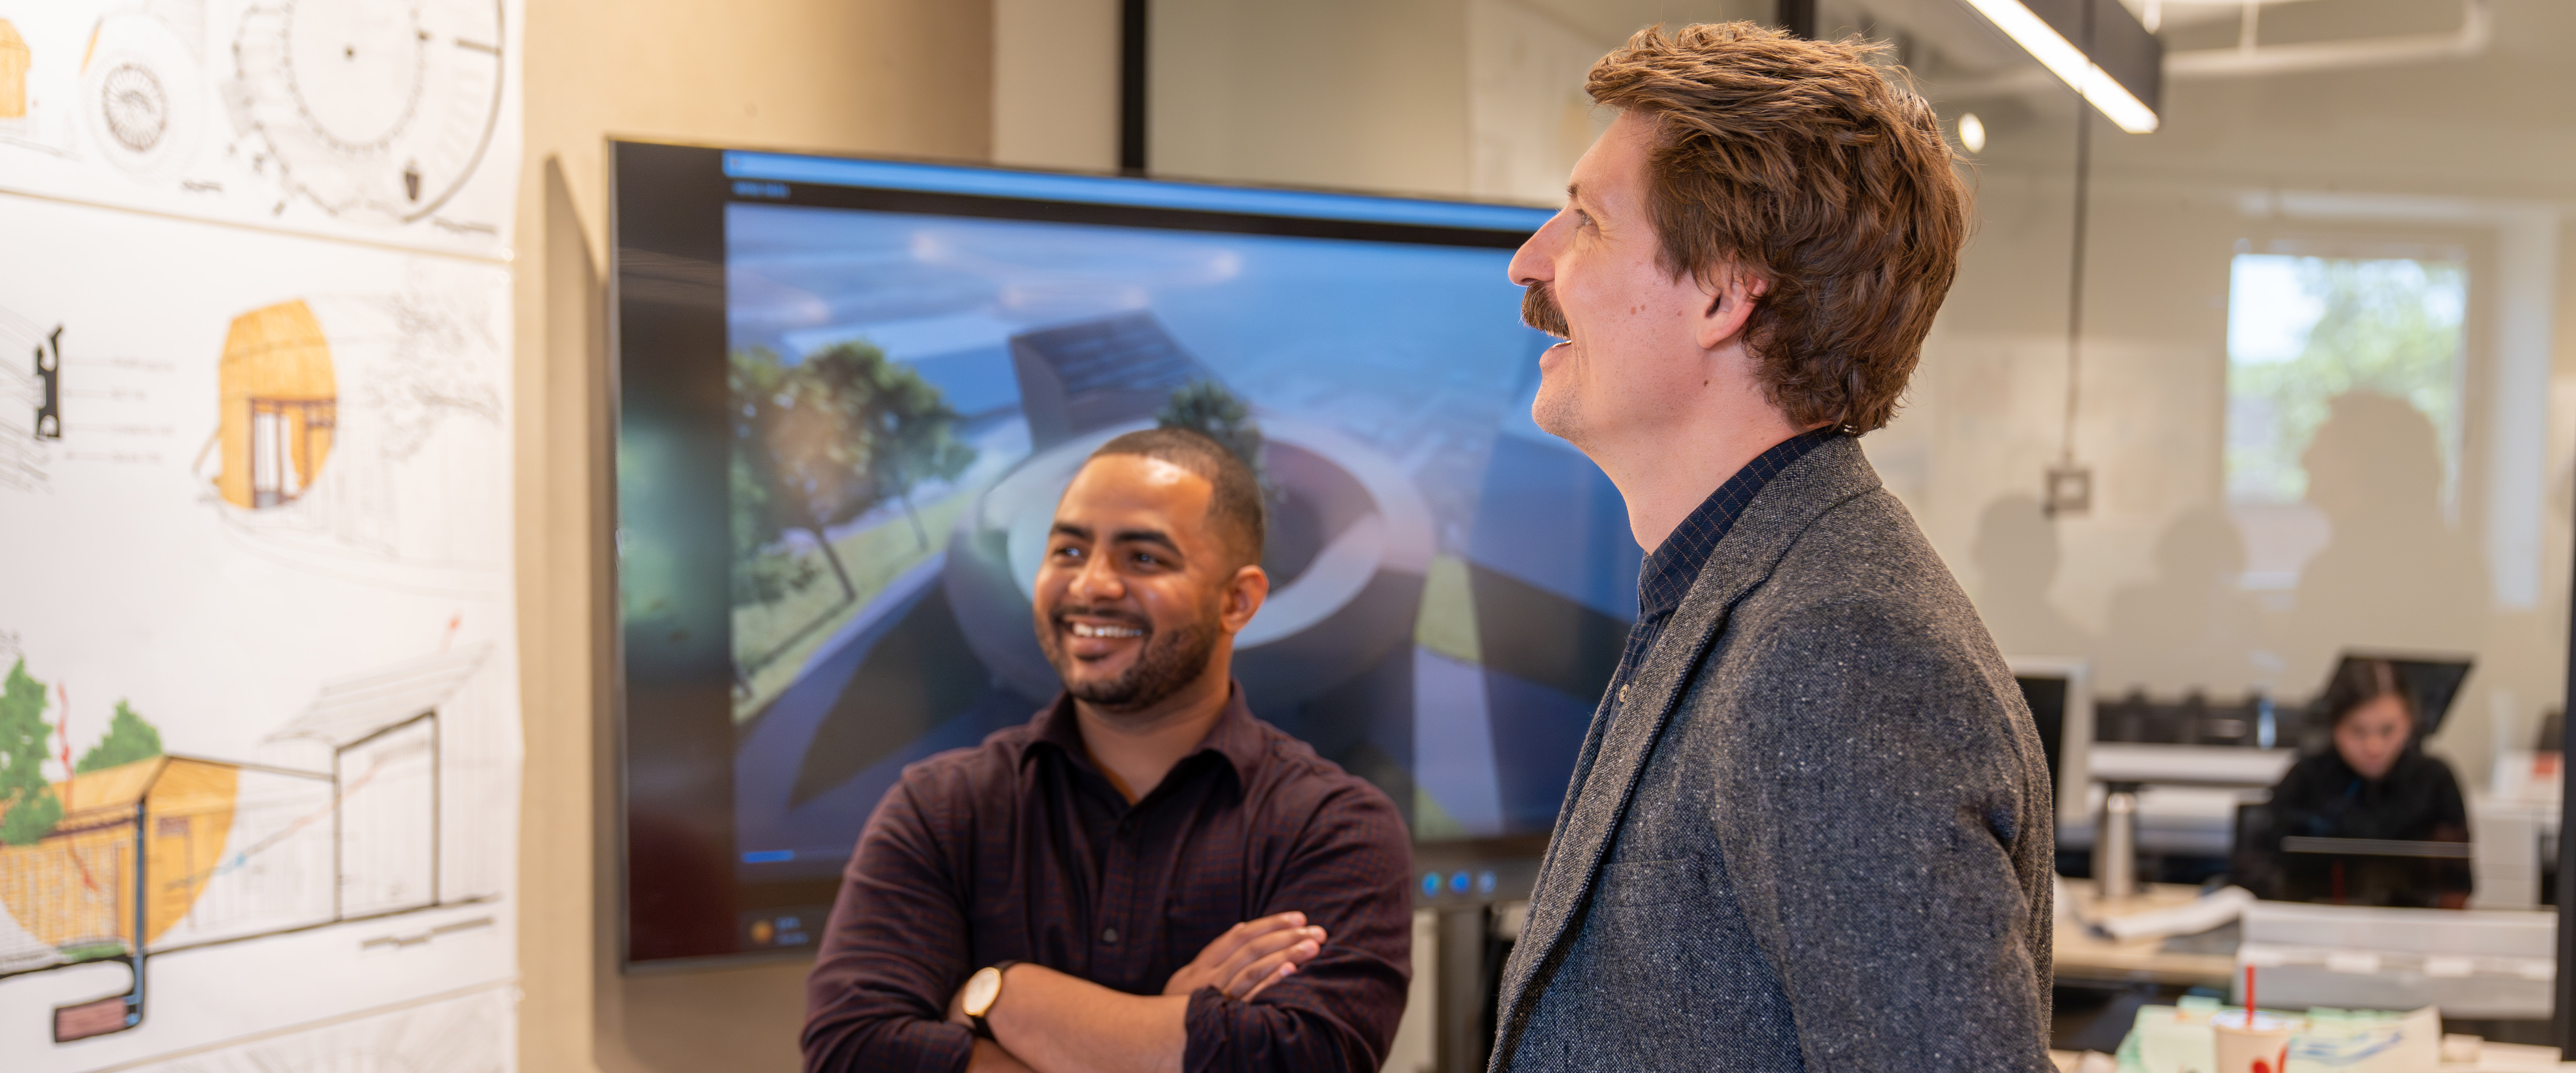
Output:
612,143,1628,965
2007,655,2094,829
2274,835,2472,908
2319,651,2472,737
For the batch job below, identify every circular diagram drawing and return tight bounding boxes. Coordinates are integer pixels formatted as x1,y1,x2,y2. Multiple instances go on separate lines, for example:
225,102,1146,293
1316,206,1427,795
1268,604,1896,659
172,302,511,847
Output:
80,9,208,181
230,0,504,223
101,64,169,151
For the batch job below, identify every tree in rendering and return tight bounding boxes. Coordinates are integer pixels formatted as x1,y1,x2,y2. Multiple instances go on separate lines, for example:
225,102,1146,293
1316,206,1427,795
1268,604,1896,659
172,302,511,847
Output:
798,341,978,552
1158,380,1272,498
730,341,979,603
732,347,861,603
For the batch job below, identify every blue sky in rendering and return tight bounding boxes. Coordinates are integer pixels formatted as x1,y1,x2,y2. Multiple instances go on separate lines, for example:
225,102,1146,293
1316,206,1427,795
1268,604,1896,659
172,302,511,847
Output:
726,203,1555,440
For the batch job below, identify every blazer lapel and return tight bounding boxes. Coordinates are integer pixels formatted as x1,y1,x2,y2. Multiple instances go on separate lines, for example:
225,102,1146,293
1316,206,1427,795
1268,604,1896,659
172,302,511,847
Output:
1489,438,1885,1066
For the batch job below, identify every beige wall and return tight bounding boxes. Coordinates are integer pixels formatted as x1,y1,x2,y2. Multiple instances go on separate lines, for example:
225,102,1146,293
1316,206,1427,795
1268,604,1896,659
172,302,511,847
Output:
1149,0,1473,198
994,0,1120,171
510,2,991,1070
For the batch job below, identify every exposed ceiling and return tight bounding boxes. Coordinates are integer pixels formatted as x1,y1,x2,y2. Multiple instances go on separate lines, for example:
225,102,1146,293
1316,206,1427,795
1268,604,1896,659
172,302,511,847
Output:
1500,0,1774,49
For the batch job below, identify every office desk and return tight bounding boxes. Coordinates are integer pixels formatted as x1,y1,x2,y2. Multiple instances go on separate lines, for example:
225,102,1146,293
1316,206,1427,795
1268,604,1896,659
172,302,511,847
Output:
2053,880,2238,988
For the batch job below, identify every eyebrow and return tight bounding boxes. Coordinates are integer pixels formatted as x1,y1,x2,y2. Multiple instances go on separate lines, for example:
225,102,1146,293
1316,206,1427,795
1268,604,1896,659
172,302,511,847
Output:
1110,528,1182,556
1051,523,1184,557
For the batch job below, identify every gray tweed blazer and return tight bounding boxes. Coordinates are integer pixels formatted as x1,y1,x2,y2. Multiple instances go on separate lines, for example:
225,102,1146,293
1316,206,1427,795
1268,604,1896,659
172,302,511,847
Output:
1487,436,2055,1072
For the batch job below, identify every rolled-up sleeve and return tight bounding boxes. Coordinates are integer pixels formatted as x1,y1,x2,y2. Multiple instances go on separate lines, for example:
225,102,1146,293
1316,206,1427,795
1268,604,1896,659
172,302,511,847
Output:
1179,783,1414,1073
802,776,976,1073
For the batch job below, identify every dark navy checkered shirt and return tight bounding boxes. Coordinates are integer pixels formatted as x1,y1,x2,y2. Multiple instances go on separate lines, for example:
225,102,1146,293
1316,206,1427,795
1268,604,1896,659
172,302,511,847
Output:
1607,427,1842,700
802,685,1414,1073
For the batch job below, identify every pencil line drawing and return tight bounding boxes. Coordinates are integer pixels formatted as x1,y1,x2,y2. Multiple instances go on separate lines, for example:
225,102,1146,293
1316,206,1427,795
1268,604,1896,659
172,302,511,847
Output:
193,274,509,590
0,644,506,1043
225,0,508,225
0,304,59,492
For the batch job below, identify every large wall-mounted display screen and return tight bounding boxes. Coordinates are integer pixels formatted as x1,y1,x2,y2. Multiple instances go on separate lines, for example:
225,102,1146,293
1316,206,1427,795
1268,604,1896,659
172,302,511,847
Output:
613,143,1641,963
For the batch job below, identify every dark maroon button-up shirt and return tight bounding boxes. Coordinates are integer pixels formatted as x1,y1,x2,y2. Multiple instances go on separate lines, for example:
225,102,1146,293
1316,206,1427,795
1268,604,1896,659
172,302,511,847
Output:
801,685,1414,1073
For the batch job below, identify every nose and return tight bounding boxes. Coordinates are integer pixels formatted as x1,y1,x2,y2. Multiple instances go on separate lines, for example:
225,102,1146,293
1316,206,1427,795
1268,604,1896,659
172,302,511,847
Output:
1508,212,1566,287
1069,549,1126,603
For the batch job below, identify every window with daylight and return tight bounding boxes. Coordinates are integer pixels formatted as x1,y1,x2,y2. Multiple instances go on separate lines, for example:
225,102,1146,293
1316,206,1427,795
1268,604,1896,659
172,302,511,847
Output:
2224,254,2467,510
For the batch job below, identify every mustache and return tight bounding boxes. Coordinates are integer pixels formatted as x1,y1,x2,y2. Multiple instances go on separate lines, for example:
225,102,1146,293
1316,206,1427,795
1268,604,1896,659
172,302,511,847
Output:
1521,280,1569,339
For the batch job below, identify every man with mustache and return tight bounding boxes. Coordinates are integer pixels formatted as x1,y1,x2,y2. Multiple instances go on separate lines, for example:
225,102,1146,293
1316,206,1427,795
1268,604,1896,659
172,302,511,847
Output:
1487,24,2054,1072
803,427,1414,1073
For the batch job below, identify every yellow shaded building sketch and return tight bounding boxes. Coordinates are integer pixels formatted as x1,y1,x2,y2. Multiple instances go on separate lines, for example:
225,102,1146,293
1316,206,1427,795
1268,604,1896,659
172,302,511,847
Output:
0,757,238,965
0,645,499,1041
217,300,337,509
0,20,27,119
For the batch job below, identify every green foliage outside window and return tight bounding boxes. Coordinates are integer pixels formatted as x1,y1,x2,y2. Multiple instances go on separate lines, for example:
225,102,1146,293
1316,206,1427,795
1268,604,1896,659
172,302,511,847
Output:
2227,256,2465,505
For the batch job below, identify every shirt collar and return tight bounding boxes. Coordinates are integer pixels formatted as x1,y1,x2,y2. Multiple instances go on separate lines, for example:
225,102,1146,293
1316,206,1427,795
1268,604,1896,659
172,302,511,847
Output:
1634,426,1842,624
1026,679,1266,788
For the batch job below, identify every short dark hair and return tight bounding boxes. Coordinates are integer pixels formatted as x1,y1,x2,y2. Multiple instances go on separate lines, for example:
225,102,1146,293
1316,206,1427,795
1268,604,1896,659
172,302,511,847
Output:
1585,23,1969,433
2321,658,2416,732
1087,427,1266,569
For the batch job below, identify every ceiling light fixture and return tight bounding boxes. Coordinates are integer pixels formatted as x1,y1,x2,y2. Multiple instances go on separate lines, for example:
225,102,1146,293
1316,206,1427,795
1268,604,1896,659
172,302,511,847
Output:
1958,112,1988,153
1959,0,2161,133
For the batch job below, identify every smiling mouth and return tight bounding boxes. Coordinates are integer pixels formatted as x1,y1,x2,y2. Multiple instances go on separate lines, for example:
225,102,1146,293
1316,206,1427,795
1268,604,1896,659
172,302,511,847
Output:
1067,622,1145,639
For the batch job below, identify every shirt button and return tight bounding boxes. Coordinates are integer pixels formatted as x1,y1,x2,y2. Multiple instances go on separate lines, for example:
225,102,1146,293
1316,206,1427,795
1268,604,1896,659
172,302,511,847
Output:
1618,684,1631,704
1102,926,1120,944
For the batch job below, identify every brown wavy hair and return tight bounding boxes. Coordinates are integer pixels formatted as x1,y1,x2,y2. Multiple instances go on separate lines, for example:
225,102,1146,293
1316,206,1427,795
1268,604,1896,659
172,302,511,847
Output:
1586,23,1968,433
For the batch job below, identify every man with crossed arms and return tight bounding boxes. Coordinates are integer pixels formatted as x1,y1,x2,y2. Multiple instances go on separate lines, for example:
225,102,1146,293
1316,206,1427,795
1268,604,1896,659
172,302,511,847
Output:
802,427,1414,1073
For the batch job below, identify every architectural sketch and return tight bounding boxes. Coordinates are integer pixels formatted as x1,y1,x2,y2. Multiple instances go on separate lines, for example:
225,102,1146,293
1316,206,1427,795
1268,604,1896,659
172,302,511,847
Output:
78,1,209,182
0,645,504,1043
226,0,508,226
0,20,520,1069
197,273,510,585
119,983,511,1073
0,1,522,256
215,300,337,510
0,303,58,492
0,19,28,118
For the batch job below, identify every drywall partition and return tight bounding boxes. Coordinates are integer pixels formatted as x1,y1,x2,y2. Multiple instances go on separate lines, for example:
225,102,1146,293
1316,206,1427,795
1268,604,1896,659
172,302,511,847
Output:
508,1,992,1071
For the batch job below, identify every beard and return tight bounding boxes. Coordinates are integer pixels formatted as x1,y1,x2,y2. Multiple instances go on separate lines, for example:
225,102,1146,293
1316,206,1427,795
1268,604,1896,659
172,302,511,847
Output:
1521,280,1569,338
1037,602,1221,714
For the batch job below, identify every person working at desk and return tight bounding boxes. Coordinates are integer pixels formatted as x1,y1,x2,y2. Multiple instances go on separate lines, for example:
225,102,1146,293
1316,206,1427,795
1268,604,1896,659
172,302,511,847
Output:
2248,658,2471,908
800,428,1414,1073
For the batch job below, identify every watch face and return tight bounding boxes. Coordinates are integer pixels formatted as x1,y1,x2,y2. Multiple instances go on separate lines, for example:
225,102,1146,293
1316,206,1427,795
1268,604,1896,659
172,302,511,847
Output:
962,966,1003,1017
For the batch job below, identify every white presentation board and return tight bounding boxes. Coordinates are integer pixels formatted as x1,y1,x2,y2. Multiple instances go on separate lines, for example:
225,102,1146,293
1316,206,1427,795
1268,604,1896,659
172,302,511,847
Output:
0,2,522,1068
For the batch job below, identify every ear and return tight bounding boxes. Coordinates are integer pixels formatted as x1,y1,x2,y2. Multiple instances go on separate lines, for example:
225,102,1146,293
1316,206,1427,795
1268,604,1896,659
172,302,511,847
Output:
1217,564,1270,634
1692,267,1769,351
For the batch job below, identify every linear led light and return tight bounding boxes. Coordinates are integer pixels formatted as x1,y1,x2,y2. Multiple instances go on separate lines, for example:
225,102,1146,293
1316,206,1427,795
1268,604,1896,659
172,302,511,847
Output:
1960,0,2161,133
